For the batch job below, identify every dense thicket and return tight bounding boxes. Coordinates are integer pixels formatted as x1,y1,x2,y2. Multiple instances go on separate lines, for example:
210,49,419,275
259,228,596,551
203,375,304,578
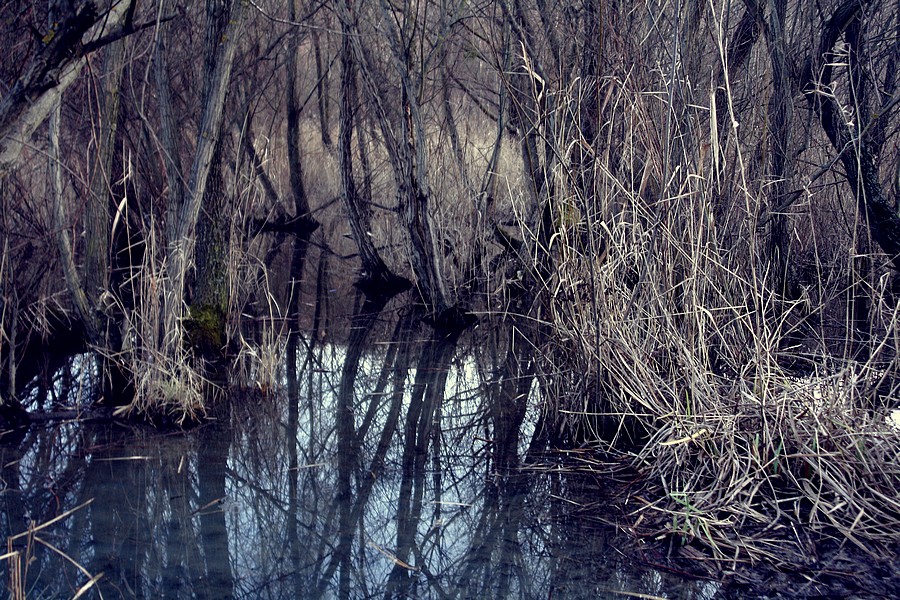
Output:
2,0,900,573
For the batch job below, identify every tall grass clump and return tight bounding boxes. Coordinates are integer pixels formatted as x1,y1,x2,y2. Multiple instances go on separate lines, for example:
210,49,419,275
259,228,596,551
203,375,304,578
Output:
513,36,900,569
111,220,205,424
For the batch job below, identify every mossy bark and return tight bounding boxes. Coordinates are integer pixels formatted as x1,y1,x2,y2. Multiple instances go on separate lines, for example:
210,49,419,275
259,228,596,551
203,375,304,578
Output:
191,142,229,362
163,0,242,351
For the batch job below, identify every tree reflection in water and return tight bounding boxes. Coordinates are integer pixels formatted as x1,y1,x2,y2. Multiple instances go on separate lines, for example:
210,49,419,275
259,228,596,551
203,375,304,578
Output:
0,302,720,599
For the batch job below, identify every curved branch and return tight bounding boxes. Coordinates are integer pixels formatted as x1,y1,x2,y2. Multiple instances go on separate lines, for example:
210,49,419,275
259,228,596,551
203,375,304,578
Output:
0,2,134,176
805,0,900,269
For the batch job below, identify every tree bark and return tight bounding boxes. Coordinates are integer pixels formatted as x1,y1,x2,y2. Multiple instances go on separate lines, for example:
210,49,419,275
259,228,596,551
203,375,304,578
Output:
154,0,184,218
86,36,127,302
286,0,315,225
187,0,246,364
376,0,453,317
312,28,333,151
398,82,453,315
500,6,556,287
192,140,230,362
49,95,99,345
765,0,795,294
807,0,900,270
164,0,244,348
336,0,410,299
0,2,131,176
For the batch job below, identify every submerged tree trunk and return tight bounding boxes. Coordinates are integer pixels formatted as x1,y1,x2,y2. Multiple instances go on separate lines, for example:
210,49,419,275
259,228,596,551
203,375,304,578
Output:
187,0,244,366
50,103,98,346
396,83,454,317
500,9,556,292
376,1,455,319
335,0,458,321
88,35,131,401
48,50,135,404
192,141,230,363
0,232,23,418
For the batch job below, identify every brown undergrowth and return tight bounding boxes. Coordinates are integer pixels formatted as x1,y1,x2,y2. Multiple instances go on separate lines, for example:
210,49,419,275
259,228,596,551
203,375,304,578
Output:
501,33,900,581
529,148,900,595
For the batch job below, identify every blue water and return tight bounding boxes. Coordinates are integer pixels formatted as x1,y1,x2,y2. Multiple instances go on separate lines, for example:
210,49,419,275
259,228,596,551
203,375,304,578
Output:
0,324,720,599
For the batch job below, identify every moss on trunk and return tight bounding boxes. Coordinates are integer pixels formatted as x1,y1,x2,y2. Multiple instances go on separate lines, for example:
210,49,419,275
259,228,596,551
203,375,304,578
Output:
186,304,226,359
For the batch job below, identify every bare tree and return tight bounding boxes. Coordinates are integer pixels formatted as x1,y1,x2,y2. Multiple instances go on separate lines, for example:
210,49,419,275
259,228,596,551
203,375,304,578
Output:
311,26,333,151
0,2,134,175
336,0,456,320
336,0,410,298
86,32,127,303
1,1,135,343
29,1,136,402
162,0,244,360
285,0,316,228
190,0,245,363
805,0,900,268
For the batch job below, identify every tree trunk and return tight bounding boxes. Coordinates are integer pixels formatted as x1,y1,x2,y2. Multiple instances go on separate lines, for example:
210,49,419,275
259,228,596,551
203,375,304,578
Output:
337,0,410,299
397,83,453,316
338,10,410,297
0,8,135,405
501,8,556,288
86,36,126,301
808,0,900,270
186,0,247,367
575,0,602,268
376,0,453,318
286,0,316,226
154,0,184,218
312,28,333,151
765,0,795,295
49,92,98,347
164,0,243,352
239,115,286,220
192,141,230,363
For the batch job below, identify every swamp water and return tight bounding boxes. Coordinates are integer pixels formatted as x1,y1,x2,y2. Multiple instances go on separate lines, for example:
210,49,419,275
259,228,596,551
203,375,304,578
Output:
0,302,721,599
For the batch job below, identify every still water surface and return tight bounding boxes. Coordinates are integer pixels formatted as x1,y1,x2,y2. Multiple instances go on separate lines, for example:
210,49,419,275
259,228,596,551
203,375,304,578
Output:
0,304,720,599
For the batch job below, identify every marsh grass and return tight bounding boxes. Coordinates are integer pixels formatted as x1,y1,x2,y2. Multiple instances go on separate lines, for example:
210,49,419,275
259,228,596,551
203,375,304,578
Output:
516,51,900,572
232,263,289,394
110,221,205,423
3,501,100,600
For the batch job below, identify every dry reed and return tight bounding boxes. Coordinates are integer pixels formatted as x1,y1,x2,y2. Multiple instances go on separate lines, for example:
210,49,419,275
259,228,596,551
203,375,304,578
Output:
516,46,900,574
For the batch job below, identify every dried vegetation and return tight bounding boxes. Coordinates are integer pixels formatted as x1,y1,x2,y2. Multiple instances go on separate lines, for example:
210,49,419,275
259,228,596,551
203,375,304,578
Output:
1,0,900,586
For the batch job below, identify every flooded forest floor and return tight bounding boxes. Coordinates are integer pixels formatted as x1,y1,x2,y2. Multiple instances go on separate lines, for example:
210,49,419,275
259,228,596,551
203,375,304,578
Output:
2,243,899,599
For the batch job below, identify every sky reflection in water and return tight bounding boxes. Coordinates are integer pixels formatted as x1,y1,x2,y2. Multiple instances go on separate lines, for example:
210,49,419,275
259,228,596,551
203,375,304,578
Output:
0,307,720,599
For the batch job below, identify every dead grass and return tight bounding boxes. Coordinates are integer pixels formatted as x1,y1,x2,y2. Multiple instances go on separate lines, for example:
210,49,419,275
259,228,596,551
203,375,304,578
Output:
3,501,101,600
110,219,206,424
513,39,900,573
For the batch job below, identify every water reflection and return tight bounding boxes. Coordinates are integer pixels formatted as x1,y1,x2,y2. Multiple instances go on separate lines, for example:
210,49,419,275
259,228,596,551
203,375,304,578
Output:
0,303,720,599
